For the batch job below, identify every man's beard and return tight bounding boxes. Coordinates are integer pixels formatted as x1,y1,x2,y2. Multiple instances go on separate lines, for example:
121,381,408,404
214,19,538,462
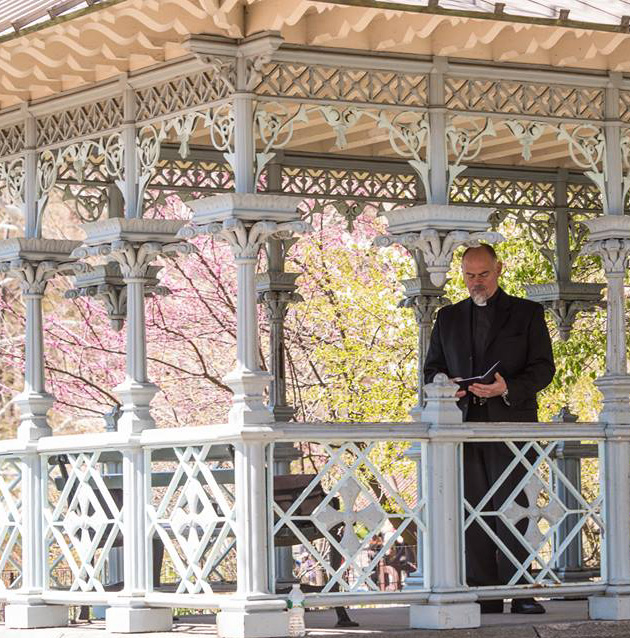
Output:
471,287,488,306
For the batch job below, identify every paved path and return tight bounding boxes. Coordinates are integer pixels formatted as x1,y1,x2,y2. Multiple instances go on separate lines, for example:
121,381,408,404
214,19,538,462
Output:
2,601,630,637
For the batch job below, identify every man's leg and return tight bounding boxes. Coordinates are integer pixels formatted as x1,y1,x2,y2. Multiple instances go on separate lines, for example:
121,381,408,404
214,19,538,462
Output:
487,443,545,614
463,442,501,587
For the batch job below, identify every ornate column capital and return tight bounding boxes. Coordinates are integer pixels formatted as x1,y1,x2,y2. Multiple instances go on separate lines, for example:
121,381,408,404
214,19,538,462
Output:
0,238,84,294
181,217,311,261
65,263,166,332
375,204,504,286
72,218,194,280
525,282,605,341
581,216,630,274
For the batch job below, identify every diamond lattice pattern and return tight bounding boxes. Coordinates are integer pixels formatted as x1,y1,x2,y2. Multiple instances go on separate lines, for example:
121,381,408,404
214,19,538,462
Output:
463,440,603,586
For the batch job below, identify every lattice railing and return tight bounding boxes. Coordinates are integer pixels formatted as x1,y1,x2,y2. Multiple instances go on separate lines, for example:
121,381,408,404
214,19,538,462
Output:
463,439,602,588
270,439,423,594
145,444,236,595
0,457,22,593
43,451,123,593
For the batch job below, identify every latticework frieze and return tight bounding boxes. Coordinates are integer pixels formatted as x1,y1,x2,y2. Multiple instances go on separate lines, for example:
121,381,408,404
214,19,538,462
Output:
282,166,419,203
620,91,630,123
450,175,555,209
136,68,236,122
445,78,604,120
36,97,124,148
150,158,234,193
567,182,603,211
256,63,428,107
0,123,24,158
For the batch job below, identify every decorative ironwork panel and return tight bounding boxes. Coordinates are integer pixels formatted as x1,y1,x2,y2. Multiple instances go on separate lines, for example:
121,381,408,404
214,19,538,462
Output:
567,182,603,211
450,176,555,209
619,91,630,123
445,78,604,120
146,445,236,595
282,166,419,203
150,158,234,193
0,124,24,158
272,441,423,593
0,458,22,592
463,440,602,587
136,68,236,122
36,98,124,147
44,452,123,592
256,63,428,107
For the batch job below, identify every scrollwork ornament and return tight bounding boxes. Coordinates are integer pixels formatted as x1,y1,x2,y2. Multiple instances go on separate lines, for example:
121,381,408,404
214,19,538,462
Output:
166,111,205,160
205,104,235,172
62,184,108,223
0,158,25,207
446,118,496,194
254,104,308,185
505,120,547,161
557,124,606,212
379,111,430,200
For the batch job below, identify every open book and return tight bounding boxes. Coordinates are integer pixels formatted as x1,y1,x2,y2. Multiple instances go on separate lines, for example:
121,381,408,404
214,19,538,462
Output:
455,361,501,390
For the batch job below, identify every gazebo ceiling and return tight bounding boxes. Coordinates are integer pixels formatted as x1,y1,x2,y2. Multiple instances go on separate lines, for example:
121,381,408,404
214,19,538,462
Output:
2,0,630,111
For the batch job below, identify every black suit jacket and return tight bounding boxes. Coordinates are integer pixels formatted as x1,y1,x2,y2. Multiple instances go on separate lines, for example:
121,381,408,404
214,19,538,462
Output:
424,288,555,422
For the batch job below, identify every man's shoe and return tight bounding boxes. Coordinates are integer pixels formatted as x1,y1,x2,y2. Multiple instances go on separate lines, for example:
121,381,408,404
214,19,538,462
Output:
479,599,504,614
511,598,545,614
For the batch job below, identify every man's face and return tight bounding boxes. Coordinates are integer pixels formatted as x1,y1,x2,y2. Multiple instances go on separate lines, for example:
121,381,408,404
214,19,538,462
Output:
461,249,502,305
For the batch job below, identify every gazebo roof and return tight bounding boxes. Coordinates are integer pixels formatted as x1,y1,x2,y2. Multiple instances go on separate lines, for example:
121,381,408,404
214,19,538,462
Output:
2,0,630,111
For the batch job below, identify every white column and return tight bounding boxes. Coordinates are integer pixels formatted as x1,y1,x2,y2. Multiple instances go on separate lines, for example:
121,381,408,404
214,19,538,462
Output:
108,244,160,436
122,85,140,218
582,219,630,620
181,195,310,638
427,58,448,205
105,448,171,633
2,260,67,629
409,374,479,630
23,113,38,239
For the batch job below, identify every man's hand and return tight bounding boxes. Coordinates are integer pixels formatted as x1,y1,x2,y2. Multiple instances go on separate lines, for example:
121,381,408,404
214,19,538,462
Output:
451,377,467,399
469,372,507,399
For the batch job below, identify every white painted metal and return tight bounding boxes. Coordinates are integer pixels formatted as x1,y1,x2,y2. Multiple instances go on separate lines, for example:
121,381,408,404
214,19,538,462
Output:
411,374,479,629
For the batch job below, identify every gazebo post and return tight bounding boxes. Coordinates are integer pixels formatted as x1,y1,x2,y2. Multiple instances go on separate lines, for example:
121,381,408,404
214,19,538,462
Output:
71,219,190,634
582,216,630,620
1,239,82,630
181,193,310,638
410,374,479,629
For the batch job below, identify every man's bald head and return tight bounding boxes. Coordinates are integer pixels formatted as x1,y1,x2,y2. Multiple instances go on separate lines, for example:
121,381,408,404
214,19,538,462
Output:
461,244,502,305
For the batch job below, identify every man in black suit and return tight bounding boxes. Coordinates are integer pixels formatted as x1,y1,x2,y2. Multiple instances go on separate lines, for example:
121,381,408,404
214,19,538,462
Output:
424,244,555,615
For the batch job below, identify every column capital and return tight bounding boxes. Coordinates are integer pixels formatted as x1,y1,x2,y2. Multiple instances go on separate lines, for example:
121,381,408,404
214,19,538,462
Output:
0,238,83,295
65,263,166,332
71,218,194,279
582,216,630,274
375,204,503,286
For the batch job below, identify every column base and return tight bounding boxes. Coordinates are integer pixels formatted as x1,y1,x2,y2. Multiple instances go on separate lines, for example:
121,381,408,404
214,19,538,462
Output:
589,594,630,620
217,610,289,638
4,603,68,629
105,606,173,633
409,602,480,629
